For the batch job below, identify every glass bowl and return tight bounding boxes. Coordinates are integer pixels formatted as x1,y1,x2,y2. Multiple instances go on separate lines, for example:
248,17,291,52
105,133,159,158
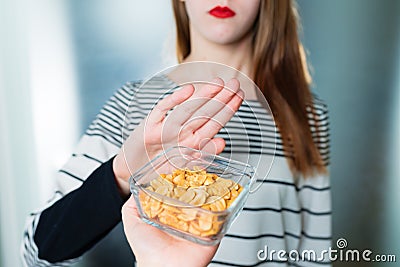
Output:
129,146,256,245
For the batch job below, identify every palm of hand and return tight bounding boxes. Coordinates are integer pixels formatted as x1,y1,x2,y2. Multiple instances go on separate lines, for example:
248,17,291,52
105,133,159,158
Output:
115,78,243,182
122,196,218,267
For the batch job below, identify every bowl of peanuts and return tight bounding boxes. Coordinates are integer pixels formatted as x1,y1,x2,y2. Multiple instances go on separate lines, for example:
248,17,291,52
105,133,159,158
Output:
129,146,256,245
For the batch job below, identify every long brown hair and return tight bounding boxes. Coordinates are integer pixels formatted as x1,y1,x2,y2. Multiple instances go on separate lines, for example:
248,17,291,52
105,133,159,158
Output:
172,0,327,177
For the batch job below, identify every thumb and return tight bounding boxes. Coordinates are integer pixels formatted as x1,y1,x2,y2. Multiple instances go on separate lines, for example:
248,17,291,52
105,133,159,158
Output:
122,195,141,231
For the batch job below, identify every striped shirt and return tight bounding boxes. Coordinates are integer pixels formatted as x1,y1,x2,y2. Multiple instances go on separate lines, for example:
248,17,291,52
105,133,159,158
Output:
22,75,331,267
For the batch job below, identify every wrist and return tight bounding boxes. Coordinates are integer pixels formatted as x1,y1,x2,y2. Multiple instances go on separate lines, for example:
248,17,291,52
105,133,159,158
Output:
112,145,160,198
112,155,131,197
113,152,132,180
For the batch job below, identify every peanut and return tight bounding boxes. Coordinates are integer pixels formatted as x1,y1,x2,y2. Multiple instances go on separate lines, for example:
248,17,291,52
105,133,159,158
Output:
139,167,243,238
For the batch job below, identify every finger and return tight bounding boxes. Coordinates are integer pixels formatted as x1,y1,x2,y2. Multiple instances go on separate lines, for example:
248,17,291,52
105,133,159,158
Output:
147,84,195,123
195,90,244,138
200,137,226,155
183,78,240,132
122,195,169,253
168,78,225,125
122,195,163,244
122,195,140,226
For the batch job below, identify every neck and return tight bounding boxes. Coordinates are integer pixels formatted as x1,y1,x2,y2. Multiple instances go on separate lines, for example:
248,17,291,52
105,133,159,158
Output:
183,28,254,79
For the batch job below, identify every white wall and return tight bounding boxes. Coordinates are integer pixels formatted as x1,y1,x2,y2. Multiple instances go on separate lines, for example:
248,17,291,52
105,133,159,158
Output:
0,1,173,266
0,0,79,266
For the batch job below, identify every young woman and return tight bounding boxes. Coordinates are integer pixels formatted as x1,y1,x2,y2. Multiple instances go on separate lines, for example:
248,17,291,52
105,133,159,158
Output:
22,1,331,266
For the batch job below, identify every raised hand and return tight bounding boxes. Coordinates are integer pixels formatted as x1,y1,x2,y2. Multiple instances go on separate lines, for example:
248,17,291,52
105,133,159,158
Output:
113,78,244,195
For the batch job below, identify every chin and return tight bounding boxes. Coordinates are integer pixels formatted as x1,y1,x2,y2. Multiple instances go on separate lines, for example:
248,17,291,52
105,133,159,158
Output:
208,34,247,46
205,28,245,45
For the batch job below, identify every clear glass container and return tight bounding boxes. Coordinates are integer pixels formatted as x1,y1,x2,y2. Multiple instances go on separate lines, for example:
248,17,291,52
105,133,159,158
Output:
129,146,256,245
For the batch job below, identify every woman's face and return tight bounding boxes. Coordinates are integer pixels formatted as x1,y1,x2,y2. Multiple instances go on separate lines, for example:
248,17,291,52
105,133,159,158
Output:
183,0,261,45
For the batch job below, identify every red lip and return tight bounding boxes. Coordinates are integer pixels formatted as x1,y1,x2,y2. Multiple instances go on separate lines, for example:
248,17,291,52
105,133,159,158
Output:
209,6,236,18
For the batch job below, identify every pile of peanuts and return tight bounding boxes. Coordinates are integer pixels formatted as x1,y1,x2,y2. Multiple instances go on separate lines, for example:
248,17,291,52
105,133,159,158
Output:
138,167,243,237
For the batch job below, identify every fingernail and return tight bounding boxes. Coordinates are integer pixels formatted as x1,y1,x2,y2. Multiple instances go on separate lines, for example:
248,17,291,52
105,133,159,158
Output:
226,79,240,93
211,77,224,86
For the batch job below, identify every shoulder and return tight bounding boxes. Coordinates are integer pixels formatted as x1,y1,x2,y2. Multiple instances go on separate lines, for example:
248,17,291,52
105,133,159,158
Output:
308,93,330,166
114,80,142,98
307,92,329,125
114,75,177,100
309,92,329,116
102,75,176,107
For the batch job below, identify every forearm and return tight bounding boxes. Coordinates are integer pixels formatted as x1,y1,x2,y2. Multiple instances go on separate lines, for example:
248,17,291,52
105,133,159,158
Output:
34,157,127,263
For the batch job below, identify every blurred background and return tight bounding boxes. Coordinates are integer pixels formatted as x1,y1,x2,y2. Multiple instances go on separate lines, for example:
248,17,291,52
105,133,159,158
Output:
0,0,399,266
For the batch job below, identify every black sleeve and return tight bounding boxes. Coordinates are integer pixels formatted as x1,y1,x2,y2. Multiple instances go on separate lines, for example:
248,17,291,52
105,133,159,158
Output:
34,157,129,263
